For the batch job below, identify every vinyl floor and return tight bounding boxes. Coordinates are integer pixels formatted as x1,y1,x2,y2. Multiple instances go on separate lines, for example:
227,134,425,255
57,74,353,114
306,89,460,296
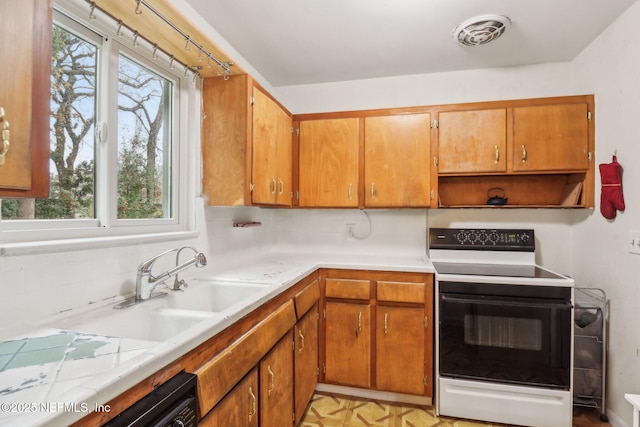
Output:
298,393,611,427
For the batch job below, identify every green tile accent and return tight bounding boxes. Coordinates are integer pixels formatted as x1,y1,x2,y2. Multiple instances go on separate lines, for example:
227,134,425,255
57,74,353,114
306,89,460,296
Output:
67,339,108,360
0,354,12,371
21,332,76,352
0,340,25,356
5,347,67,369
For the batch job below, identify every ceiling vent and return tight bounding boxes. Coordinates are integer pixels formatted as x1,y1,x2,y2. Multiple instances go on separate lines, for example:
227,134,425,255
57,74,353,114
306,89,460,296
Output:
453,14,511,47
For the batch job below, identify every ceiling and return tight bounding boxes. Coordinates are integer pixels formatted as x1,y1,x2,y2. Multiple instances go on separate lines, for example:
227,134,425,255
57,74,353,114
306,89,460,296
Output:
185,0,636,87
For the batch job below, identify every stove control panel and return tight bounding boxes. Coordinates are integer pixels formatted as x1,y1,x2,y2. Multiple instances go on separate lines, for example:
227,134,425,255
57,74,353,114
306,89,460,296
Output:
429,228,535,251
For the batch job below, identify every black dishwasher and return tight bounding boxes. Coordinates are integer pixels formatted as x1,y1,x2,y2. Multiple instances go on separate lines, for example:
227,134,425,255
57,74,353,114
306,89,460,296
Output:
103,371,197,427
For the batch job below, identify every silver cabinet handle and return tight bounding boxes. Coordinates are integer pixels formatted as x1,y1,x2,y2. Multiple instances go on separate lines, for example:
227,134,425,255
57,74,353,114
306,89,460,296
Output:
298,329,305,352
370,183,375,199
271,177,277,195
521,144,528,163
494,145,499,164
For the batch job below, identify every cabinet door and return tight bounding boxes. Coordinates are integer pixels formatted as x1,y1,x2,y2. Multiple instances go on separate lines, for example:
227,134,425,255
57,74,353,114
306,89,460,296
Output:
260,331,294,427
364,114,431,207
252,87,292,206
512,103,589,172
324,301,371,388
275,104,292,206
294,305,318,425
438,109,507,173
0,0,50,197
252,87,279,204
200,368,258,427
376,306,425,395
298,118,359,207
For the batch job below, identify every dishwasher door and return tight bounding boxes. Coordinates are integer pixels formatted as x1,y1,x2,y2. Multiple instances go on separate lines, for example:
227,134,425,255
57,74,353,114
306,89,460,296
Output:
103,371,198,427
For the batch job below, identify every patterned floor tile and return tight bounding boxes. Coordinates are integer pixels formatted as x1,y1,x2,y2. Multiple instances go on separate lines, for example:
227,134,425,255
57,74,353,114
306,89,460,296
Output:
299,393,611,427
299,393,351,427
344,397,394,427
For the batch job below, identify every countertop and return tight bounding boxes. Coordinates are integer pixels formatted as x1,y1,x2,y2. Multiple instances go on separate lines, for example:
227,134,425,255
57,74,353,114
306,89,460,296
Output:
0,252,433,426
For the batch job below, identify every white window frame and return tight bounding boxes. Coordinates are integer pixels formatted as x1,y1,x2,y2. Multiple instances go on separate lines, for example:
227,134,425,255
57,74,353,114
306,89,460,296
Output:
0,2,201,253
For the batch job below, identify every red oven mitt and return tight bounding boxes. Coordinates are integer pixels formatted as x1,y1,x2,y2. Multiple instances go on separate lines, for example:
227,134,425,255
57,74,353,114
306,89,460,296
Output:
599,155,625,219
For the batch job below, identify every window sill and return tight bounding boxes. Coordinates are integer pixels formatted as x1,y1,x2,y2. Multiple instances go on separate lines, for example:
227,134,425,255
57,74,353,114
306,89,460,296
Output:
0,230,199,257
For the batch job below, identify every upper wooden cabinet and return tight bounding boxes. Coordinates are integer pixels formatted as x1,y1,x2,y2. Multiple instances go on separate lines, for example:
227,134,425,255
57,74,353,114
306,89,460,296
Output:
0,0,51,197
297,118,360,207
435,95,595,208
202,75,292,206
252,87,292,206
364,114,431,207
438,109,507,174
512,103,589,172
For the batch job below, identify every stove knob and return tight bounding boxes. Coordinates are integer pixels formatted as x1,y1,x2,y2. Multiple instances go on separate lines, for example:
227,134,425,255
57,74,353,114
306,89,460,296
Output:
489,232,499,244
520,233,531,243
468,232,478,244
479,231,488,244
456,231,467,243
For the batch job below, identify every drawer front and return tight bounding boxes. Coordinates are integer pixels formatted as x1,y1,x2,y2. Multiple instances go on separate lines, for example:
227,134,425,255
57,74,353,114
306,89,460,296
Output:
377,281,425,304
294,279,320,318
196,300,296,418
325,278,371,300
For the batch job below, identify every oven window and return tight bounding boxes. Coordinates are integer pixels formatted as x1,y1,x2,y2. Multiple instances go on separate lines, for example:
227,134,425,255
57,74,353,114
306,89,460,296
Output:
464,314,542,351
439,285,572,389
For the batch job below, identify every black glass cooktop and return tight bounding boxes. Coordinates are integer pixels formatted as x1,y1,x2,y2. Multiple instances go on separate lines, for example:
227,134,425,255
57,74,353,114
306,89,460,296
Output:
432,262,567,280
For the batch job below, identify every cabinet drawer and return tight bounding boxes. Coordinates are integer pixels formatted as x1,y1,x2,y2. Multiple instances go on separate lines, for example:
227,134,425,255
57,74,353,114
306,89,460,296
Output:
325,278,371,300
294,279,320,319
196,300,296,418
377,281,425,304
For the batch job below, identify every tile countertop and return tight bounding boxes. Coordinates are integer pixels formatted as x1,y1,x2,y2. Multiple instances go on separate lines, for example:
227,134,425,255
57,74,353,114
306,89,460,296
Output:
0,252,433,426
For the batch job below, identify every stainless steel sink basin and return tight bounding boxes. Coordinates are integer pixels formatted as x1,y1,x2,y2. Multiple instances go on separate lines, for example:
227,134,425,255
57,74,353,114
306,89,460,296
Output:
162,281,271,312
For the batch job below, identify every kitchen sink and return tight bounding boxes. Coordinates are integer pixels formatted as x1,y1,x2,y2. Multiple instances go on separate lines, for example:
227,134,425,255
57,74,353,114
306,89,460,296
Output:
53,305,215,342
51,281,271,342
161,281,272,312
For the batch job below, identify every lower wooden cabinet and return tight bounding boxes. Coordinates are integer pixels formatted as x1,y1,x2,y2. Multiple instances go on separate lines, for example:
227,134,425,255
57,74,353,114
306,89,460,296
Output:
294,303,319,425
324,300,371,389
200,368,258,427
260,331,294,427
376,305,426,394
321,269,433,397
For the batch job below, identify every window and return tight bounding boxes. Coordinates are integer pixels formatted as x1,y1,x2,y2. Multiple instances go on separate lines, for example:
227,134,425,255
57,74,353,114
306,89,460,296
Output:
0,9,196,245
2,21,98,221
117,55,173,220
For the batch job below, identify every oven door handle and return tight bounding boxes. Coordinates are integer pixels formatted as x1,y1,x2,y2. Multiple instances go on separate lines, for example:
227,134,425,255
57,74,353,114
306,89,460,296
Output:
440,294,572,310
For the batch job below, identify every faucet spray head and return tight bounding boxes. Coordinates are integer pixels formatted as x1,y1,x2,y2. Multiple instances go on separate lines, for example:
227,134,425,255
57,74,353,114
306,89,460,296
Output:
195,253,207,268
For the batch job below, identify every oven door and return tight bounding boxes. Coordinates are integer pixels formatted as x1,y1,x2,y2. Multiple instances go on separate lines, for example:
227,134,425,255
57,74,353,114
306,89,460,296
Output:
439,281,572,389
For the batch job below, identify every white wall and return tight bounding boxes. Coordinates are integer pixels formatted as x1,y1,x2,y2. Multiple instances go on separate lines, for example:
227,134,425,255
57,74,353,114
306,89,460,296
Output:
276,62,574,114
568,1,640,425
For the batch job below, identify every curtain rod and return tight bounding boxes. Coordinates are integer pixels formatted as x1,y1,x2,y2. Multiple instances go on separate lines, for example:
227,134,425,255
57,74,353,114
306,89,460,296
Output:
135,0,233,74
87,0,233,77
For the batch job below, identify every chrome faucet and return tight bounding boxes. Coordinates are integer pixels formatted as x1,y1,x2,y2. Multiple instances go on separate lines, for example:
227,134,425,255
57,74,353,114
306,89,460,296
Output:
115,247,207,309
172,246,200,291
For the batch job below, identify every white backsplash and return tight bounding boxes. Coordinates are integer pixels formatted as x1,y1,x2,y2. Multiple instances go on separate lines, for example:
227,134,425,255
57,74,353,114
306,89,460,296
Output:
202,207,428,275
